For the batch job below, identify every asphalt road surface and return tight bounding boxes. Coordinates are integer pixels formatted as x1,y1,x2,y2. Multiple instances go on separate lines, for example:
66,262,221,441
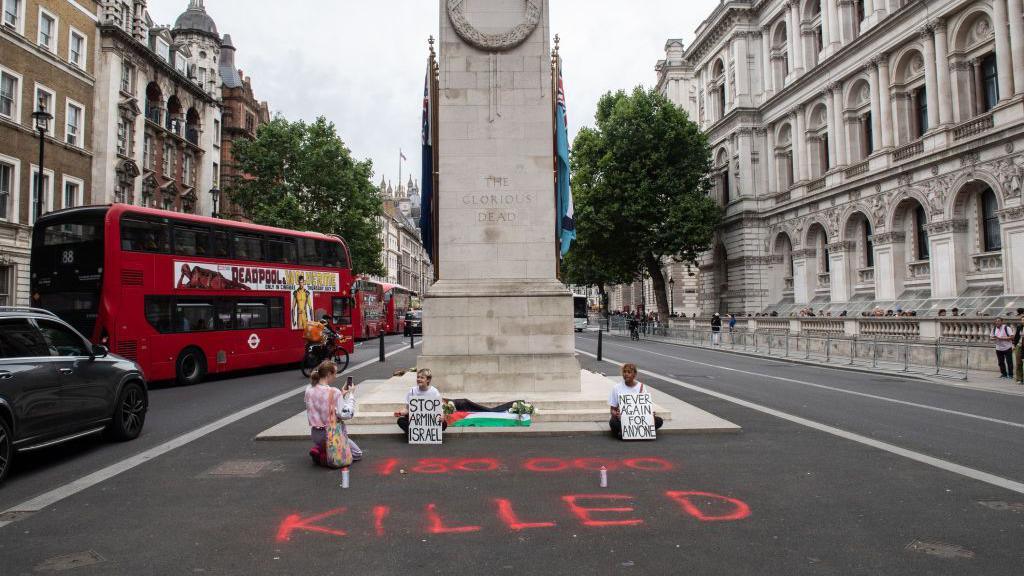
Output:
0,333,1020,575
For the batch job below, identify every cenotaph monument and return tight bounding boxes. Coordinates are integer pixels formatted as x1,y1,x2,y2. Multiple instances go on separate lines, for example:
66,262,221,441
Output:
417,0,580,393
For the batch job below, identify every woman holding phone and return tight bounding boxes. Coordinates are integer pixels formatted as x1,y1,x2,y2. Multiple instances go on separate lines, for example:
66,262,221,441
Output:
304,361,363,465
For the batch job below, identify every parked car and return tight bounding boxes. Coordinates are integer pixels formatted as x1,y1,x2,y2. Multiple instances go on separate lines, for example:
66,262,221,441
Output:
0,307,148,485
404,310,423,336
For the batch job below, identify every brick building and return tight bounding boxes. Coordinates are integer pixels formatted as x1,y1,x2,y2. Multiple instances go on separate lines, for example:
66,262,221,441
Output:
1,0,98,305
217,33,268,221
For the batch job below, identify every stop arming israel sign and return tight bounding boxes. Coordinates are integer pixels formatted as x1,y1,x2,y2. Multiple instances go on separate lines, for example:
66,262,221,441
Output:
619,393,656,440
408,398,443,444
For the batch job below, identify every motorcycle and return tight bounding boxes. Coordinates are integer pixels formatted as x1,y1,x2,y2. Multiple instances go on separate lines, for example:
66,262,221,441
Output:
301,335,351,377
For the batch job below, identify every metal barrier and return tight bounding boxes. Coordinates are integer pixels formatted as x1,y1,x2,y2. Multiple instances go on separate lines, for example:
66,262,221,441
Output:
605,326,971,381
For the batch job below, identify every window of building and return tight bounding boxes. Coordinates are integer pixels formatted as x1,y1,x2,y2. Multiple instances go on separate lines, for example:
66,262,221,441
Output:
0,70,18,118
720,169,730,205
0,265,10,307
213,119,220,144
141,177,154,207
143,134,153,169
156,38,170,62
37,8,56,51
117,118,128,156
183,153,193,186
981,53,999,112
121,60,134,94
0,160,12,221
30,169,51,224
197,67,207,86
212,162,219,187
34,85,54,136
981,187,1001,252
717,88,725,120
862,112,873,156
69,29,86,68
914,86,928,137
65,101,84,147
163,142,173,177
3,0,22,31
864,221,874,268
245,113,255,133
914,204,929,260
175,53,186,75
162,197,173,211
821,133,830,171
63,178,80,209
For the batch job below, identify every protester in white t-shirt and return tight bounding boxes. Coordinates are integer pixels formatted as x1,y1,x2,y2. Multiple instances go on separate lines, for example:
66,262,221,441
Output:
608,363,663,439
395,369,448,434
992,317,1015,379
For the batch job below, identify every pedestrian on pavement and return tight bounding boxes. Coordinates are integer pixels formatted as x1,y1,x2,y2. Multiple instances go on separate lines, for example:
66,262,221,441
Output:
608,363,663,439
304,360,362,465
394,369,449,435
728,314,736,332
711,313,722,346
1014,310,1024,384
991,317,1015,379
629,315,640,341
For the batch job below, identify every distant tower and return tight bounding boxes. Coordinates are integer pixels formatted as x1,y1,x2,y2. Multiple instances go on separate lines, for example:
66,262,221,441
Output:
172,0,222,98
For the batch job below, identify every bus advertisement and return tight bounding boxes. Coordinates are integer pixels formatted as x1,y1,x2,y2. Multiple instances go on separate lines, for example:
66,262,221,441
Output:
31,205,355,385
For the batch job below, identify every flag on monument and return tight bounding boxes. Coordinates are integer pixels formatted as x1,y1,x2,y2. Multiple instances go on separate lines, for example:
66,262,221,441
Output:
420,66,434,261
555,57,575,257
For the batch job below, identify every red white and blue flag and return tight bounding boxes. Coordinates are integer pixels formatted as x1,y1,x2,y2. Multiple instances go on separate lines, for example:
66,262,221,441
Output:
555,57,575,258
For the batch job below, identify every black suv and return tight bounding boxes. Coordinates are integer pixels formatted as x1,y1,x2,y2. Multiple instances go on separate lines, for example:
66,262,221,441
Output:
0,307,148,485
404,310,423,336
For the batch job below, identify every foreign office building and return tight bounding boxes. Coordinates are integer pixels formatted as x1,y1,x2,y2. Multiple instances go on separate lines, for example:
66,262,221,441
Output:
653,0,1024,317
376,176,434,297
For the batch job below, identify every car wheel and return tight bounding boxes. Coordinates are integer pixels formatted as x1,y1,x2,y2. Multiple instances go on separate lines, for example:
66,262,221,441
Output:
107,381,147,441
0,417,12,484
176,347,207,386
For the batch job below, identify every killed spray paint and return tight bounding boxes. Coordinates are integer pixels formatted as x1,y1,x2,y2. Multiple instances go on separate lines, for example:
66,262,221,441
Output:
599,466,608,488
341,467,350,489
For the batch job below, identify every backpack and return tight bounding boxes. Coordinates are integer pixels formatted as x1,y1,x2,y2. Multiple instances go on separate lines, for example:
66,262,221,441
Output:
304,322,325,343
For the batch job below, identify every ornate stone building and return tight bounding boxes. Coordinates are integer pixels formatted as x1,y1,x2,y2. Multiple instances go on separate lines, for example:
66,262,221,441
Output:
376,176,433,295
92,0,222,216
656,0,1024,317
1,0,99,305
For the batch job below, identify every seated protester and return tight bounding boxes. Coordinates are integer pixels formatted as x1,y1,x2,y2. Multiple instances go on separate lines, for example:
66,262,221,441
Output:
304,360,362,465
608,363,663,439
394,368,448,434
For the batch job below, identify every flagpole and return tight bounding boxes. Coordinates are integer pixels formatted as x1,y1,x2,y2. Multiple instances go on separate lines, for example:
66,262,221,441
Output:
399,149,403,193
552,35,560,280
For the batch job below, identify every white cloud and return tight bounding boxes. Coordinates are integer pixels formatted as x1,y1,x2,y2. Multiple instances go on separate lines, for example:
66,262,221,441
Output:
147,0,717,187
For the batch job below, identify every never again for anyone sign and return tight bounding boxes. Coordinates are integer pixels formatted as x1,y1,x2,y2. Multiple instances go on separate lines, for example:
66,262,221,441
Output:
619,393,656,440
408,398,443,444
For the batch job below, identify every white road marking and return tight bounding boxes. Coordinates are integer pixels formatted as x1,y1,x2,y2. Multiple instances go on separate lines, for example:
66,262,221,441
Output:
0,345,412,529
593,338,1024,429
577,348,1024,496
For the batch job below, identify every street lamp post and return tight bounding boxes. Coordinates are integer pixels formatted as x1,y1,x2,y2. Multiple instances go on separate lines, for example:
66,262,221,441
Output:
209,187,221,219
669,276,675,317
32,106,53,222
639,275,645,315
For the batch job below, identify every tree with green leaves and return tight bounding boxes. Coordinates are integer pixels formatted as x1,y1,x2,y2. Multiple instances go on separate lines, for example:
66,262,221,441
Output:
570,87,720,319
227,116,384,276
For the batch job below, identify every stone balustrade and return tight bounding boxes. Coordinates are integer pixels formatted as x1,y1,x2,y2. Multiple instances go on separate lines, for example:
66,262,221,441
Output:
970,251,1003,273
783,276,794,291
808,176,826,192
800,318,844,335
907,260,931,279
952,112,994,141
939,318,998,343
856,267,875,284
844,160,869,178
817,272,831,288
892,139,924,161
860,318,921,339
663,316,1000,344
752,318,791,332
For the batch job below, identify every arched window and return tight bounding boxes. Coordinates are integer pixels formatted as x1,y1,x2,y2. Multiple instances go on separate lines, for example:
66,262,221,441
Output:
982,187,1001,251
862,112,873,156
914,205,929,260
864,220,874,267
722,170,730,205
914,86,928,137
981,53,998,112
718,86,726,119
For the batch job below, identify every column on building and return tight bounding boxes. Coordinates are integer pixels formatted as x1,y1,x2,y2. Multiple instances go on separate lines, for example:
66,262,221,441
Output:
828,0,842,51
788,0,804,75
838,0,856,43
921,26,940,131
761,27,773,99
1009,0,1024,94
867,61,883,151
702,66,711,128
928,220,970,298
933,21,953,125
793,106,809,181
830,82,847,167
828,241,854,303
792,248,813,304
994,0,1015,100
761,127,773,196
999,208,1024,295
877,54,894,148
737,128,754,197
734,33,751,107
872,232,906,300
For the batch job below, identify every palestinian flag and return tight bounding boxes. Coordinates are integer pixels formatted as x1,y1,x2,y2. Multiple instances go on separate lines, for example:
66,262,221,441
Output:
447,412,532,428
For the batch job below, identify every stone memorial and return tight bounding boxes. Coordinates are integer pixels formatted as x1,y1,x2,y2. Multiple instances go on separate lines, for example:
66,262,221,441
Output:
418,0,580,393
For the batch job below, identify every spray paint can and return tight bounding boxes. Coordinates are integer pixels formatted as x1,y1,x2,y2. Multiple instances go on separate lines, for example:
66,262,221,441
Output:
599,466,608,488
341,467,350,489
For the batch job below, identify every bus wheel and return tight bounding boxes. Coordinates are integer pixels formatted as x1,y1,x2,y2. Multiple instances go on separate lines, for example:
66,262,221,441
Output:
176,347,207,386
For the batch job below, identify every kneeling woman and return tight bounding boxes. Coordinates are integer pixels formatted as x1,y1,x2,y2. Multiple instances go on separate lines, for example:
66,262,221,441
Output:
304,360,362,464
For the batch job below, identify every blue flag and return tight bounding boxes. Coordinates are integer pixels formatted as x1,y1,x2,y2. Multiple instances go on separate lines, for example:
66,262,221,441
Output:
555,58,575,258
419,67,434,261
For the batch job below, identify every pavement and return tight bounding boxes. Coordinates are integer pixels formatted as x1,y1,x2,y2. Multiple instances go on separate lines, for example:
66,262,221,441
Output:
0,333,1022,574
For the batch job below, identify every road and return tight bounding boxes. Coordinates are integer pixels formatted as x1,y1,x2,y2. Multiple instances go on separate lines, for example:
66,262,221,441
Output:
0,332,1020,575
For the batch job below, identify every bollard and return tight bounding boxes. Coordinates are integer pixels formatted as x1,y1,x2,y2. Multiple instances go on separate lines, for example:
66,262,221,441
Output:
379,331,385,362
934,342,940,375
410,331,415,350
597,329,603,362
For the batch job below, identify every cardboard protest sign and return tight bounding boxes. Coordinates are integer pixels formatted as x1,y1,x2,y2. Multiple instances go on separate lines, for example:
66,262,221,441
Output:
619,393,656,440
408,398,444,444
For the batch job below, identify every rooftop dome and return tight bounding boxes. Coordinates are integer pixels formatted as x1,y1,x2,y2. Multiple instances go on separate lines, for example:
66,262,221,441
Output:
174,0,218,37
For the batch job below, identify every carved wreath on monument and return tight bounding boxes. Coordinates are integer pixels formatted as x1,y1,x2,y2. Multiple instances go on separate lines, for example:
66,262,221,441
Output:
447,0,542,52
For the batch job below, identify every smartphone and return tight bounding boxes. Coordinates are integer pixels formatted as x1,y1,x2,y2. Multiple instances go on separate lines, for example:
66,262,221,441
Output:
345,376,354,389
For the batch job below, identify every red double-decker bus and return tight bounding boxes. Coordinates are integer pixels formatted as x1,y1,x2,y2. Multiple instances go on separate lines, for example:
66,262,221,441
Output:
351,278,385,340
381,284,414,335
31,205,355,385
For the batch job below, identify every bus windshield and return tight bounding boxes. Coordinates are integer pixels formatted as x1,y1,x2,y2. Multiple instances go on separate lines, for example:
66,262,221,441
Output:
31,210,107,337
573,295,588,319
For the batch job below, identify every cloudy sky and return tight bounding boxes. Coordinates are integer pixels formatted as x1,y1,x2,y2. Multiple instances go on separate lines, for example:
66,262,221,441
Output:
148,0,719,188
